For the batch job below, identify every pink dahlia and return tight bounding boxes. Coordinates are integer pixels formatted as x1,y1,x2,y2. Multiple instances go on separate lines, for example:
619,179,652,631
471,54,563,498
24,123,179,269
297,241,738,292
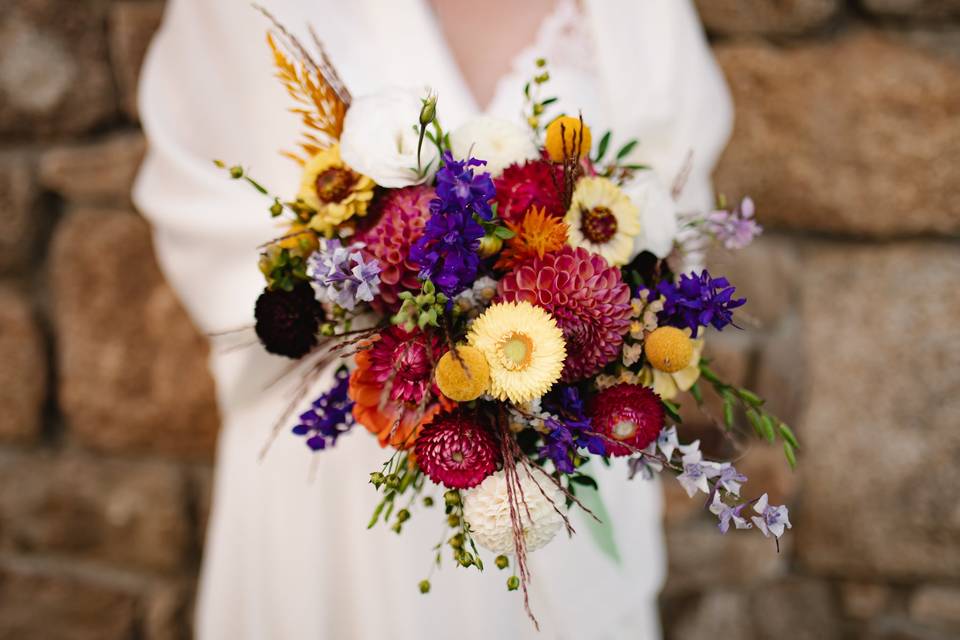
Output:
589,383,665,456
354,186,434,312
498,246,632,381
366,326,445,405
414,411,500,489
492,160,565,224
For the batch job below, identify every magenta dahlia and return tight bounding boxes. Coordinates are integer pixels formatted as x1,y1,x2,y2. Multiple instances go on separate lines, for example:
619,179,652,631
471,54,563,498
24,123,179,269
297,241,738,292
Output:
492,160,565,224
414,411,500,489
366,326,445,405
589,383,665,457
498,245,632,381
354,186,434,312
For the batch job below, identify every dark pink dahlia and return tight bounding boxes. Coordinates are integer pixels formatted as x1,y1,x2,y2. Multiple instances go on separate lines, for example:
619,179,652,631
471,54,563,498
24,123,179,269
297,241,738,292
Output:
589,384,665,457
366,326,445,405
498,245,632,381
492,160,565,224
354,186,434,312
414,411,500,489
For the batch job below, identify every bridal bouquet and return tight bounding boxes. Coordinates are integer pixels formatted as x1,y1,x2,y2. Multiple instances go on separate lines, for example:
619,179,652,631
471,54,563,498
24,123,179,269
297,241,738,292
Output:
221,11,795,624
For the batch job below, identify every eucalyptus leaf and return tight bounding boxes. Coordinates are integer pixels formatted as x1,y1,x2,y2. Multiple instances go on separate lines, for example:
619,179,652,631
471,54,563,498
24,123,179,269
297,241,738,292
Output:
595,131,612,162
615,139,639,160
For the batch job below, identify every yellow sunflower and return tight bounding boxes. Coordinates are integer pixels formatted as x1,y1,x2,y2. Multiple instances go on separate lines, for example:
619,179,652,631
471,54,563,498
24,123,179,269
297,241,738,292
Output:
639,335,705,401
565,176,640,265
297,144,375,235
467,301,566,404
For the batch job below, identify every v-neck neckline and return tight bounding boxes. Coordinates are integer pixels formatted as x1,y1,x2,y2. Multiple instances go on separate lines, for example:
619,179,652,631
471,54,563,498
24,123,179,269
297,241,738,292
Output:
419,0,564,116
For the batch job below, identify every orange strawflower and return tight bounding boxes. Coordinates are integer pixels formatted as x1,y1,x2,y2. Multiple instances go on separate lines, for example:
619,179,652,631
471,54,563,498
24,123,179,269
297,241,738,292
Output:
349,348,450,449
495,206,569,270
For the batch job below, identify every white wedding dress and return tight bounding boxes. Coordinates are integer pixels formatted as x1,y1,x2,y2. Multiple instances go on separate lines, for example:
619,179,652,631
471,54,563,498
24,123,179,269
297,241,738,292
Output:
134,1,731,638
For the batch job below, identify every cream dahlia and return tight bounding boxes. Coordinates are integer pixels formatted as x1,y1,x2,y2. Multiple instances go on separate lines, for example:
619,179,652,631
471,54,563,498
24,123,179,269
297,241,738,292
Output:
354,186,434,311
565,176,640,266
462,470,566,555
498,246,632,382
466,301,566,404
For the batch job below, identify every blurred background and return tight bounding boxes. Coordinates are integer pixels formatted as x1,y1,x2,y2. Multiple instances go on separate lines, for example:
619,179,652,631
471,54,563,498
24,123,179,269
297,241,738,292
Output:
1,1,958,638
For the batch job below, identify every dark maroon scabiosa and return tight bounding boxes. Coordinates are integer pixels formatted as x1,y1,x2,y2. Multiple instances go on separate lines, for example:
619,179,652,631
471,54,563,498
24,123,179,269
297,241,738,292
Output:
254,282,324,358
414,411,500,489
365,325,445,405
589,383,665,457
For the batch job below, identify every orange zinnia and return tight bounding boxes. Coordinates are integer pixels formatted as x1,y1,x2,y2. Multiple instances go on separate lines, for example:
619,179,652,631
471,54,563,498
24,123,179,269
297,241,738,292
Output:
495,206,569,270
349,348,450,449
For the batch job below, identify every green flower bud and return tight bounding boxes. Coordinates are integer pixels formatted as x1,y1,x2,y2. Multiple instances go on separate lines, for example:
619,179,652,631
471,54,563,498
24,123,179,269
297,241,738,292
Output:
418,579,431,594
444,490,460,507
447,514,460,528
269,200,283,217
386,473,401,490
391,522,403,534
396,509,410,523
419,90,438,127
448,533,464,549
422,496,434,507
319,323,336,337
535,57,547,68
229,165,244,179
458,551,474,567
495,555,509,570
507,576,520,591
369,472,385,488
478,235,503,258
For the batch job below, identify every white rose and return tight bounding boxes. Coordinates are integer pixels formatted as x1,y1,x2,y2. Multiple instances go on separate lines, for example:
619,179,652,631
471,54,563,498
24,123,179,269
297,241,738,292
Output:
624,171,678,259
339,87,439,188
449,115,538,178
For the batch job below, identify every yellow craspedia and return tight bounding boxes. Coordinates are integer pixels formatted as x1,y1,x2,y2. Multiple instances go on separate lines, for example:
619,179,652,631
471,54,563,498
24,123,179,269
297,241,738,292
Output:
545,116,592,162
645,326,694,374
435,346,491,402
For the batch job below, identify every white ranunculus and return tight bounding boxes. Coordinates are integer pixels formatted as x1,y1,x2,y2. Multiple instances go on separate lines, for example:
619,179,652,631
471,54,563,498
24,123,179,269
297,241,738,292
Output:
623,171,678,259
449,115,538,178
339,87,439,188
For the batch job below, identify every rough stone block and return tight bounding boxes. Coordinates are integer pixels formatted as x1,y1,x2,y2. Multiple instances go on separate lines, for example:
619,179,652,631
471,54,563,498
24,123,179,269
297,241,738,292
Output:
696,0,840,36
715,32,960,237
50,208,219,459
38,132,146,205
109,2,166,122
0,287,46,443
796,242,960,579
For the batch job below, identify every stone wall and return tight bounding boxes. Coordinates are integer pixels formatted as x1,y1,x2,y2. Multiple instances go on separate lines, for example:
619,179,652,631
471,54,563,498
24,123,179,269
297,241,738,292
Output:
0,1,957,639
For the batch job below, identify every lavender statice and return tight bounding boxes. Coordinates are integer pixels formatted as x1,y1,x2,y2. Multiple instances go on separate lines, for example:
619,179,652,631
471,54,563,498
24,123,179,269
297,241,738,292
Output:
751,493,792,539
292,366,355,451
309,239,380,310
538,386,606,474
654,270,746,337
409,153,492,297
431,151,496,220
706,197,762,250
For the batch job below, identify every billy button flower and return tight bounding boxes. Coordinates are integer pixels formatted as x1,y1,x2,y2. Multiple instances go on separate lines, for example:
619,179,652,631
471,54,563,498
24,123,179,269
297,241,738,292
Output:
545,115,591,162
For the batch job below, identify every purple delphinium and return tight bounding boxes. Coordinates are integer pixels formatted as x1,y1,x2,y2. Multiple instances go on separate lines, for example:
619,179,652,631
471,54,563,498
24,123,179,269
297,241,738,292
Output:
751,493,792,539
292,366,355,451
706,197,762,250
709,493,752,533
410,152,491,297
539,386,606,474
654,270,746,337
431,151,496,220
715,463,748,497
309,239,381,310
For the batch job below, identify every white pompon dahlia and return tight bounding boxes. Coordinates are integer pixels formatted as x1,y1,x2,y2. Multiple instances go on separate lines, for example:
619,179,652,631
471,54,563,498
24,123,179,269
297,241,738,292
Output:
449,116,539,178
462,469,566,555
339,87,439,188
